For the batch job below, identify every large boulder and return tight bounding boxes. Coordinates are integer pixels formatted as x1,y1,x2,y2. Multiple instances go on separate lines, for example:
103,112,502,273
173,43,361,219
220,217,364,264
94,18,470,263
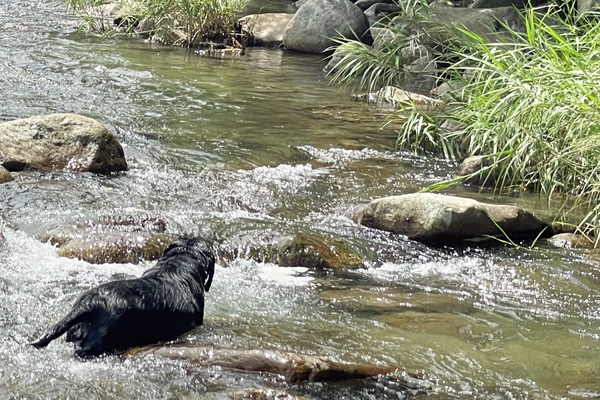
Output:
0,113,127,174
427,4,526,44
353,193,551,244
239,13,294,47
364,3,402,26
283,0,370,54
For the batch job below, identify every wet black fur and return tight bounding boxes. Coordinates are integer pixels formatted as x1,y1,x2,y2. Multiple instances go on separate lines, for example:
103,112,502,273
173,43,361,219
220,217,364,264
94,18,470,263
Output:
31,237,215,357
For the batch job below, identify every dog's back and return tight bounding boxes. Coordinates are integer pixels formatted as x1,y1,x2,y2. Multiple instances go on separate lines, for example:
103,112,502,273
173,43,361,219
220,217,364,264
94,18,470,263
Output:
32,237,215,357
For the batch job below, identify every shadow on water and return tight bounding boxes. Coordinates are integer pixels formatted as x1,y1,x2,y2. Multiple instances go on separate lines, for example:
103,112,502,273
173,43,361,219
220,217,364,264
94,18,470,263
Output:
1,0,600,399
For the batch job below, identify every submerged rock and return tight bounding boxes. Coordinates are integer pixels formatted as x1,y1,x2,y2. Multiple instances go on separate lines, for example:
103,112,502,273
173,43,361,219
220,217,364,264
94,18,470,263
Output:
0,166,13,184
283,0,369,53
354,86,444,112
56,232,177,264
275,233,364,270
239,13,293,47
353,193,551,244
220,232,364,270
227,388,307,400
548,233,595,249
0,113,127,174
40,214,175,264
130,346,404,384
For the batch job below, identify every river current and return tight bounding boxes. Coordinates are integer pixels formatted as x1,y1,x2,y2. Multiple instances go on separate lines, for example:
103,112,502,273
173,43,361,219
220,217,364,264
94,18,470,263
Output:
1,0,599,399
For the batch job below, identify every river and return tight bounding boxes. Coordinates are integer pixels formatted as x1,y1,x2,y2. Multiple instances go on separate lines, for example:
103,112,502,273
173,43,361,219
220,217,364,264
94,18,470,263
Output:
1,0,599,398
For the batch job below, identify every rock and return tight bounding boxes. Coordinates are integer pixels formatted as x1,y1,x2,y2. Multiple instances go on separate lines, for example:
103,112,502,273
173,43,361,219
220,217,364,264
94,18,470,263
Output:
430,80,464,101
39,214,174,264
0,113,127,174
579,0,600,15
137,18,155,39
40,214,168,246
275,233,364,269
399,45,437,93
129,346,399,383
353,193,551,244
470,0,545,7
283,0,370,54
371,27,396,51
239,13,294,47
364,3,402,27
548,233,595,249
428,5,525,43
292,0,310,8
320,287,477,315
56,231,177,264
219,232,364,270
227,388,307,400
354,86,445,112
354,0,397,11
458,155,501,186
323,45,351,73
0,166,13,183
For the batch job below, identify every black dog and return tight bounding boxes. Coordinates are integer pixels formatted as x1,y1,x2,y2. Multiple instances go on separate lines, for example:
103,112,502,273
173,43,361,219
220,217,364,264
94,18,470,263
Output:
31,237,215,357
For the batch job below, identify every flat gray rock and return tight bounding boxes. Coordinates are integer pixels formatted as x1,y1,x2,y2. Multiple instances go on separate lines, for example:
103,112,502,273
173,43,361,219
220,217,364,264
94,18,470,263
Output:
353,193,550,244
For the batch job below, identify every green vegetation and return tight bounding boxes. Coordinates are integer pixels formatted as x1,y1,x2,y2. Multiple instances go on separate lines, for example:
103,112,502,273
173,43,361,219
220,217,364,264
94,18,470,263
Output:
65,0,244,47
328,0,438,93
330,3,600,244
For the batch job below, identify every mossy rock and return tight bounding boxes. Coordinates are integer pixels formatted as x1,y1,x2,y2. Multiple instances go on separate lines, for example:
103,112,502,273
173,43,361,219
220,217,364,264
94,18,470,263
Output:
40,214,167,247
219,232,364,270
57,232,177,264
39,214,173,264
275,233,364,270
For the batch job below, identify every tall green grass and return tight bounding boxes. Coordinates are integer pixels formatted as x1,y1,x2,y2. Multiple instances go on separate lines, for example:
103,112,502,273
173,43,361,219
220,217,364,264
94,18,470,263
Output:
327,0,438,93
140,0,243,47
65,0,244,47
331,4,600,243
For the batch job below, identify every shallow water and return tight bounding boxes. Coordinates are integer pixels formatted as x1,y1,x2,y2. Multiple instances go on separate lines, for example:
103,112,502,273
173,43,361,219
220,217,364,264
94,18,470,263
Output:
1,1,600,399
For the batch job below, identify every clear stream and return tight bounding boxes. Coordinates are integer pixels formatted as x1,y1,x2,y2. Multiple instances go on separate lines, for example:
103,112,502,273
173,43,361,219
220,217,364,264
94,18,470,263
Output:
1,1,600,399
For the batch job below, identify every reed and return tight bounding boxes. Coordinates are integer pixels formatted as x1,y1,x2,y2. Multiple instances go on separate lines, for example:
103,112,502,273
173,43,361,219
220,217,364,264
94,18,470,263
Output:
330,3,600,243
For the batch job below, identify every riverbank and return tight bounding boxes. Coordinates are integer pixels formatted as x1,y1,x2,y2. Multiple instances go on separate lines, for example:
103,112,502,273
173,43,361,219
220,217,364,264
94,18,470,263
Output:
2,0,600,397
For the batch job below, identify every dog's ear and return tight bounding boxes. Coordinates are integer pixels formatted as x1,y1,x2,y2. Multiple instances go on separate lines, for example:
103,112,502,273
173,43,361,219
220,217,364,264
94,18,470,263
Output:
163,240,182,256
203,252,215,292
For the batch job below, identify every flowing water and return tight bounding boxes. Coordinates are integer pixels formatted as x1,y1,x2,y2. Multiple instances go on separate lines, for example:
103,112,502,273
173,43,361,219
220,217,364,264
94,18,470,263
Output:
1,1,600,399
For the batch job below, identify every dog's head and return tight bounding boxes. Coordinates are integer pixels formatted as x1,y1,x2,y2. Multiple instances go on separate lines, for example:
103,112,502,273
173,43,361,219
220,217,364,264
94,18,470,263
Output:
164,237,215,291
